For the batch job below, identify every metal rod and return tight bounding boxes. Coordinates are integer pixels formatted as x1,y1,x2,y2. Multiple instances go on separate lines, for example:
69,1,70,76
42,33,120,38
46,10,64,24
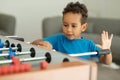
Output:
69,52,97,57
5,36,18,38
0,57,46,65
0,47,18,51
0,60,12,64
0,51,31,57
20,57,46,62
16,51,30,55
0,53,9,57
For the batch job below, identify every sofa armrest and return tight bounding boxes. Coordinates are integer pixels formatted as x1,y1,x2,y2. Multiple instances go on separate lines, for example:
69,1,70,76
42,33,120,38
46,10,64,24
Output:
0,13,16,35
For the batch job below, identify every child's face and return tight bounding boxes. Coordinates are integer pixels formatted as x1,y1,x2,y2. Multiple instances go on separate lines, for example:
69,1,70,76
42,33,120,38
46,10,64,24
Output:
62,12,87,40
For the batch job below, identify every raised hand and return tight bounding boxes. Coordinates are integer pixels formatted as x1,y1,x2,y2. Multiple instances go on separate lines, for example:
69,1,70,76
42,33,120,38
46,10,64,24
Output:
96,30,113,64
96,30,113,49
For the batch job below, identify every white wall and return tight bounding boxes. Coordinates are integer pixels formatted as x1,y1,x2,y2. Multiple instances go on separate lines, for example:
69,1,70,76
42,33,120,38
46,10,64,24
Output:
84,0,120,18
0,0,119,42
0,0,83,42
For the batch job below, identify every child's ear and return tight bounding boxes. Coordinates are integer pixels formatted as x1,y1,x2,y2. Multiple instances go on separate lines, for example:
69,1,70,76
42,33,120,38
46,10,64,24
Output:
81,23,88,32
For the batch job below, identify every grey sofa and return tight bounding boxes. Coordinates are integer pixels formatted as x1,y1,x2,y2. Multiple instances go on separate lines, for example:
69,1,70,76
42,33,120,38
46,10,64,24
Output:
42,16,120,80
0,13,16,36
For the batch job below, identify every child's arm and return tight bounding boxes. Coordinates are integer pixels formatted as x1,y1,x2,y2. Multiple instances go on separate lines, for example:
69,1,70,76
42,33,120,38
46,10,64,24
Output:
31,39,53,50
96,30,113,64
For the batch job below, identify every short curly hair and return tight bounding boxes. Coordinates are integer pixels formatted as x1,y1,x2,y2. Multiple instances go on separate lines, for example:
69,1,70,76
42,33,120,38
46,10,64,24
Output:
62,2,88,24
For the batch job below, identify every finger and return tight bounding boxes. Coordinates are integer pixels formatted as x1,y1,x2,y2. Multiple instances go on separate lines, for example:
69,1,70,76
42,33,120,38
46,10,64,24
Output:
101,31,105,42
105,31,108,39
37,43,47,48
38,43,52,50
42,41,50,46
31,40,43,45
44,41,50,45
41,41,52,49
102,30,106,40
96,44,102,48
31,41,39,45
39,41,46,46
109,34,113,41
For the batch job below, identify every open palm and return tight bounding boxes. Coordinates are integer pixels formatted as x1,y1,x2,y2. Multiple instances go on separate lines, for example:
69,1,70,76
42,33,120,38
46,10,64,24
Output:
96,30,113,49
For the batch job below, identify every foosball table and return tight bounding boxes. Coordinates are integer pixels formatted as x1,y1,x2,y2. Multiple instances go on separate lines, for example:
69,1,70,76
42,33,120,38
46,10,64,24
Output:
0,35,99,80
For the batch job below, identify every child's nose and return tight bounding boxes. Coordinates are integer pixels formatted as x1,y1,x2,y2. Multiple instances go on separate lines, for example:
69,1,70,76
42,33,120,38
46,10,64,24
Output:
67,26,72,32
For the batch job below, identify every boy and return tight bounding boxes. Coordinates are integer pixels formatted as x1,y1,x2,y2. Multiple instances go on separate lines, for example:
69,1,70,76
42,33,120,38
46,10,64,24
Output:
31,2,113,64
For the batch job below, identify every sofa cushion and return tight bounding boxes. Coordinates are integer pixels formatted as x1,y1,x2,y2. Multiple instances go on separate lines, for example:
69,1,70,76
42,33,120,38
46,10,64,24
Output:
42,16,62,38
0,13,16,35
111,35,120,62
81,33,101,44
84,22,94,33
90,18,120,36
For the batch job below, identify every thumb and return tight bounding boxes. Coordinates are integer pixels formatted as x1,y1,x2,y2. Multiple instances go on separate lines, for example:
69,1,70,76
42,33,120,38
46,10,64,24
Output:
96,44,102,48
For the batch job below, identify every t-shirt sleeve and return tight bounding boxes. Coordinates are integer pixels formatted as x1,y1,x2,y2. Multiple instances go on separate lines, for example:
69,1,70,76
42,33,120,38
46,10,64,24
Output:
89,41,101,58
43,34,58,48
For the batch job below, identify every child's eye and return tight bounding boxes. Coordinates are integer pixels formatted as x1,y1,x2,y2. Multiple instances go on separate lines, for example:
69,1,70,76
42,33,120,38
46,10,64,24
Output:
72,25,77,28
63,24,68,27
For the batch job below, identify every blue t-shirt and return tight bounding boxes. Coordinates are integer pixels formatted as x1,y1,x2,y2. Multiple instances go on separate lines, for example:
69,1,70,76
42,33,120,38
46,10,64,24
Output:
43,34,101,59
